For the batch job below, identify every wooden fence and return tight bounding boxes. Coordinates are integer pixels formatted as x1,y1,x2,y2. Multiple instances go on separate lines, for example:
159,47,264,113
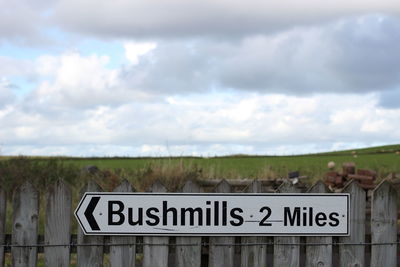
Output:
0,178,398,267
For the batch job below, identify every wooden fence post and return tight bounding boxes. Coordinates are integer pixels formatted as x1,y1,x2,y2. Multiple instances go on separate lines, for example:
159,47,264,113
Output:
6,176,398,267
12,182,39,267
0,187,6,267
306,180,332,267
110,179,136,267
45,179,72,267
176,180,202,267
339,180,365,267
143,181,169,267
371,180,397,267
77,180,104,267
209,180,235,267
241,180,267,267
273,181,300,267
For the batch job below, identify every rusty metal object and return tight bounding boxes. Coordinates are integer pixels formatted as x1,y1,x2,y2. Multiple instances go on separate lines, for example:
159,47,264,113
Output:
324,163,377,190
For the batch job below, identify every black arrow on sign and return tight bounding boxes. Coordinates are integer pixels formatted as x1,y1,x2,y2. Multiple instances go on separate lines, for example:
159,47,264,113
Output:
84,196,100,231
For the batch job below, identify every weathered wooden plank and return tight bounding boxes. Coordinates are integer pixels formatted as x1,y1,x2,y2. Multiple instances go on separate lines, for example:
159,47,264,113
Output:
273,181,300,267
45,180,72,267
0,187,6,267
77,180,104,267
143,181,169,267
110,179,136,267
339,180,365,267
371,180,397,267
241,180,267,267
209,180,235,267
306,180,332,267
176,180,202,267
12,182,39,267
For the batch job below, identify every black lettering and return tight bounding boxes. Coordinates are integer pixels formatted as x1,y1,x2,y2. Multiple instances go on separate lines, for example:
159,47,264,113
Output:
214,201,219,226
163,201,177,226
181,207,203,226
309,207,313,227
128,207,143,226
146,207,159,226
302,207,307,226
284,207,300,226
259,206,272,226
108,201,125,225
222,201,227,226
230,208,244,226
315,212,327,226
329,212,340,227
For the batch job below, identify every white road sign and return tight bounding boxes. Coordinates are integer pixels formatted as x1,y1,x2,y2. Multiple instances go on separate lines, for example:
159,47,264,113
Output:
75,193,349,236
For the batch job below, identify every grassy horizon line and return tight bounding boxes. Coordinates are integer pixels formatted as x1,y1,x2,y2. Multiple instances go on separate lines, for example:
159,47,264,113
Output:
1,143,399,160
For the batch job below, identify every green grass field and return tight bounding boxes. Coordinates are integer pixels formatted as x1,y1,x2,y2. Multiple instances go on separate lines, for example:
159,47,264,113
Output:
56,144,400,182
1,144,399,191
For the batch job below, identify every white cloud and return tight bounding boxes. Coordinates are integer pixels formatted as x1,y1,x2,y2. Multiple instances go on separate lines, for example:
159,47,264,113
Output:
0,56,34,78
29,52,139,110
2,42,399,156
2,90,399,156
1,2,400,157
36,55,59,76
124,41,157,65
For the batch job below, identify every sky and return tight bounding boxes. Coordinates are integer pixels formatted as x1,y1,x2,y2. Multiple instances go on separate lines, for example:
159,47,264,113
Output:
1,0,400,157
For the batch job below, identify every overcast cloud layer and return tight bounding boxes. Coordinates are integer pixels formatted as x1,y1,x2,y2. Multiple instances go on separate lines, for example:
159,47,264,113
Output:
0,0,399,156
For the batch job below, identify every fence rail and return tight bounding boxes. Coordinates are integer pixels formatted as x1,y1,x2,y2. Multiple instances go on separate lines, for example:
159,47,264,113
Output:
0,178,398,267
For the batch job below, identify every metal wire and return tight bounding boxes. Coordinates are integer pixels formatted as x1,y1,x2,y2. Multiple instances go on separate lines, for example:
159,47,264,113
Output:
1,241,400,248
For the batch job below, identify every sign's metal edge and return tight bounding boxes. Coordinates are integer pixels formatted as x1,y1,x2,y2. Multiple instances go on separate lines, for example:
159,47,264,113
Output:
78,232,351,236
76,192,351,237
347,193,350,236
74,193,89,235
81,192,351,196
